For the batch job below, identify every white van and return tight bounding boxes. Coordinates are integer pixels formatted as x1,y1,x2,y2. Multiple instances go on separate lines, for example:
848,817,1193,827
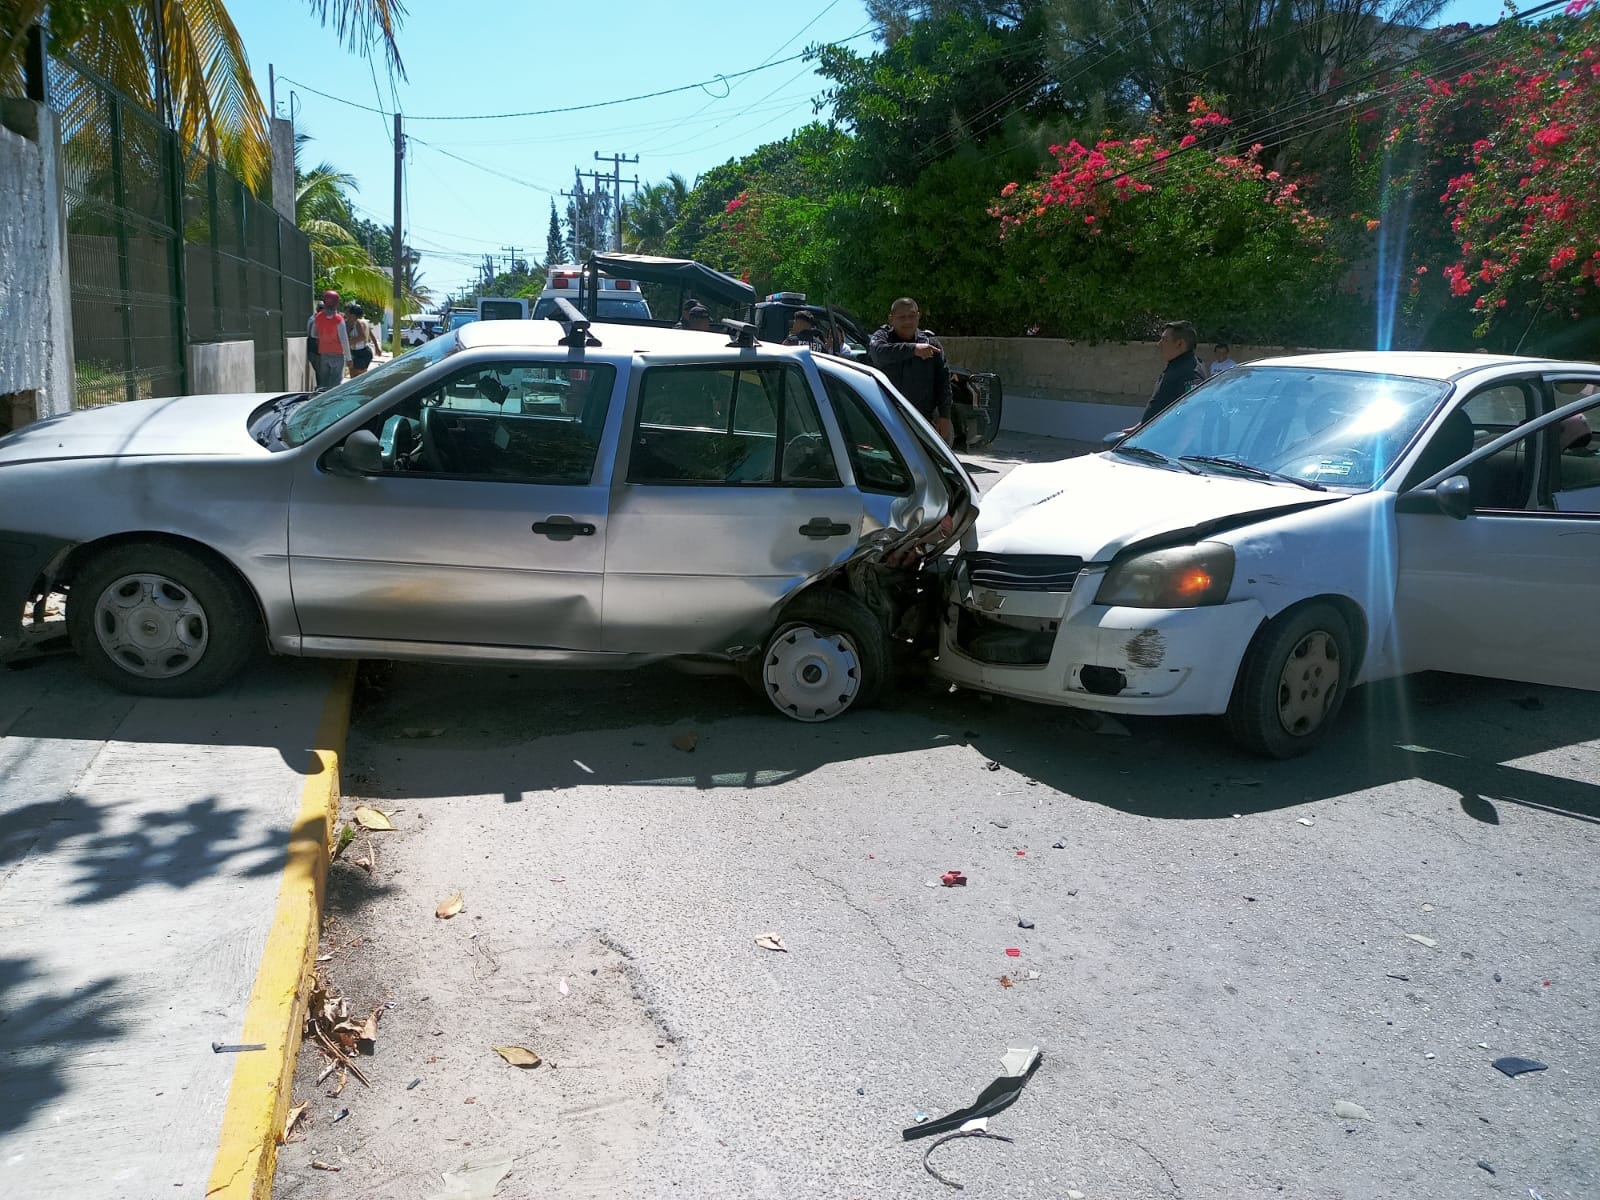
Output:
532,265,652,322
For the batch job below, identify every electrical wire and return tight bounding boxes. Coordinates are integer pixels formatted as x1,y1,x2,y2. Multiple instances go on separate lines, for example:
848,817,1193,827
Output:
272,32,875,124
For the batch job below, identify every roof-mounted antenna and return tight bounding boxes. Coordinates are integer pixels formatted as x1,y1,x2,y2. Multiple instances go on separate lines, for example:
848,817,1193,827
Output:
548,296,601,347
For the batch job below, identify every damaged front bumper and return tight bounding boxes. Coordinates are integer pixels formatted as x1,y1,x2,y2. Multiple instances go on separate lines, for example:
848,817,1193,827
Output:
933,565,1266,716
0,531,74,661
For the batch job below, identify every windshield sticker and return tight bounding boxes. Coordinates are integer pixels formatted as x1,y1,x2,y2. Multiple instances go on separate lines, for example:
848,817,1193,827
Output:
1311,459,1354,477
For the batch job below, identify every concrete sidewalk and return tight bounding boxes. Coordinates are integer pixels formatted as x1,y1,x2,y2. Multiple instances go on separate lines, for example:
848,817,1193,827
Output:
0,655,350,1199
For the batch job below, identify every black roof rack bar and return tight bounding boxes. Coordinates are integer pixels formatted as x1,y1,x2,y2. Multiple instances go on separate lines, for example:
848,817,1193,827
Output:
719,318,758,348
548,297,601,347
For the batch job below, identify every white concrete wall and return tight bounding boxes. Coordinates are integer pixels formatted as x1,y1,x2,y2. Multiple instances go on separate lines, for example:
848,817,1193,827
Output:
285,336,311,392
186,340,254,395
942,336,1323,439
0,100,73,423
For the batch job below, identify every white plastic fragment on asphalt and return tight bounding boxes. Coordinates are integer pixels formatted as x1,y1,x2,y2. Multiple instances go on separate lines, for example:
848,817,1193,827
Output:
1406,933,1439,948
427,1149,514,1199
1333,1100,1373,1121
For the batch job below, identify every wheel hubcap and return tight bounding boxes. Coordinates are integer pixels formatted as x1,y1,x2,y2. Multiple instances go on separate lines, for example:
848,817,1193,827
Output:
1276,630,1340,737
91,573,209,679
763,624,861,722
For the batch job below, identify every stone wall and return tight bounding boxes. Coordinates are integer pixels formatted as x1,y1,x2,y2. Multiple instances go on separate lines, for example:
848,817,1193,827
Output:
0,100,73,426
186,340,255,395
942,336,1307,441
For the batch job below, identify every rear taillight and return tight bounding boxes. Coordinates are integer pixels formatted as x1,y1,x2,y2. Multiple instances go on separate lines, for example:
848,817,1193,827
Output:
615,279,633,290
552,277,569,289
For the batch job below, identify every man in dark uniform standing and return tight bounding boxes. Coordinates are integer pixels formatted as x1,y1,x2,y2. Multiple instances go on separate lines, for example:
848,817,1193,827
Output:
869,297,953,444
1140,320,1207,425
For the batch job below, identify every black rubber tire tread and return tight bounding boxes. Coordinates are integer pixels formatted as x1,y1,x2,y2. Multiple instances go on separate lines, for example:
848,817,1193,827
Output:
757,589,891,718
68,542,258,698
1225,601,1352,759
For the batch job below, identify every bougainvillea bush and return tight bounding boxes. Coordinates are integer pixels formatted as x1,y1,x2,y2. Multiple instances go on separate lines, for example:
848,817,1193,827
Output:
1387,6,1600,349
988,100,1345,343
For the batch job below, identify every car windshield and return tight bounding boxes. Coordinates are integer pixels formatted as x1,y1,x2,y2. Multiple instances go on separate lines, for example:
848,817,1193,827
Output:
283,336,457,447
1121,365,1450,489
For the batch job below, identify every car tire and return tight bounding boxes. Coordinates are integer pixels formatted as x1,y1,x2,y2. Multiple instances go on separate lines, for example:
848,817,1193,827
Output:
1225,601,1352,759
752,591,889,723
68,543,258,698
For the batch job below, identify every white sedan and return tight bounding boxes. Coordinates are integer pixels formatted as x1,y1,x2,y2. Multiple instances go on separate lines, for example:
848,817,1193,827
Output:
935,352,1600,757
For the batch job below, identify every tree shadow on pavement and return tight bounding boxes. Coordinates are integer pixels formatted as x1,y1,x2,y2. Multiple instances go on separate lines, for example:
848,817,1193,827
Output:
1,792,291,905
348,663,1600,826
0,955,127,1138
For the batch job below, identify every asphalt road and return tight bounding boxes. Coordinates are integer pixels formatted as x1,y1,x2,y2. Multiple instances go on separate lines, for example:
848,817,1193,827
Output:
272,435,1600,1200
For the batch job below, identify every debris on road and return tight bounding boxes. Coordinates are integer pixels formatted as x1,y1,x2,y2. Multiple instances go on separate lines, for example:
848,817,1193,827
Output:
353,805,395,831
1492,1056,1548,1078
1004,948,1022,957
755,933,789,953
1478,1161,1496,1175
1052,840,1065,849
493,1046,542,1068
920,1128,1016,1190
1068,710,1130,736
436,892,465,919
1333,1100,1373,1121
902,1043,1042,1142
211,1041,266,1054
331,1107,350,1124
1000,975,1013,988
984,760,1001,771
558,977,570,996
671,731,698,752
407,1077,421,1089
1017,918,1035,929
1405,934,1438,948
1297,817,1315,826
940,870,968,887
400,727,445,739
311,1160,341,1172
426,1150,514,1200
280,1101,309,1144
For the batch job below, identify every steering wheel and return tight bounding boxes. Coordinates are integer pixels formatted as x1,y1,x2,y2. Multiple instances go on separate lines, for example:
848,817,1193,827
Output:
378,415,419,471
419,404,454,473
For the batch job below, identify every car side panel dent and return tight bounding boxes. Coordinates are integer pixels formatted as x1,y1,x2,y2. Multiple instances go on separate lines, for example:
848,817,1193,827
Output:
1222,491,1397,684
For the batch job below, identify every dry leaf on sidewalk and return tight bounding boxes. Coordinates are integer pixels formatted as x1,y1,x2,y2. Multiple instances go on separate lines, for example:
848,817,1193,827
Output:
493,1045,542,1068
436,892,464,919
755,933,788,952
280,1101,309,1144
353,805,394,831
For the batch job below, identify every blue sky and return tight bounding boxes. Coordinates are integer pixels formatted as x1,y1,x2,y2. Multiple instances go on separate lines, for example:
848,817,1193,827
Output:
229,0,1513,304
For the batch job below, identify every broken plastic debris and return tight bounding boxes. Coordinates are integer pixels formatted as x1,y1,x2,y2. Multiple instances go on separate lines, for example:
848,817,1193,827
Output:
1017,918,1035,929
1491,1056,1547,1078
923,879,940,888
755,933,789,952
903,1043,1042,1141
1296,817,1314,826
984,760,1001,771
958,1117,989,1133
558,977,569,996
1477,1160,1495,1175
940,870,967,887
1052,840,1065,849
427,1149,515,1200
913,1109,930,1123
1004,947,1022,957
1332,1100,1373,1121
1405,933,1438,948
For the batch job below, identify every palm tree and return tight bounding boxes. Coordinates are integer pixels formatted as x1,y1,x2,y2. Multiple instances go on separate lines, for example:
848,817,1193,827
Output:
623,173,690,254
1,0,405,194
295,151,419,315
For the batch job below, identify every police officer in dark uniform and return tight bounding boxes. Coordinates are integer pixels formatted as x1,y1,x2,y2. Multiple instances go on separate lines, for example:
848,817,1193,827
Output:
1140,320,1206,425
869,297,953,445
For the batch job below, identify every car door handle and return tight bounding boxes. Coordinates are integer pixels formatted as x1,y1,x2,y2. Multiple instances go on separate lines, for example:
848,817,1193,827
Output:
532,515,596,540
799,517,852,539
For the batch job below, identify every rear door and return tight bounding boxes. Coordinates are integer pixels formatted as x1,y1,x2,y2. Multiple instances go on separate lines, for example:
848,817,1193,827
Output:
1393,375,1600,691
288,357,621,650
602,359,862,654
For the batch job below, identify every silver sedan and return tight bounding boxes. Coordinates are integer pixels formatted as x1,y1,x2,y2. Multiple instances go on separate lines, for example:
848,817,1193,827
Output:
0,316,976,722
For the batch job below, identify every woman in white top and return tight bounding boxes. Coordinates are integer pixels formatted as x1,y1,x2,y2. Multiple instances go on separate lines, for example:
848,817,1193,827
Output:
344,302,379,375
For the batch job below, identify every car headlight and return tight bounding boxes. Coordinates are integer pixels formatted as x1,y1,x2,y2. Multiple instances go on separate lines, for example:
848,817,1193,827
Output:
1095,541,1235,608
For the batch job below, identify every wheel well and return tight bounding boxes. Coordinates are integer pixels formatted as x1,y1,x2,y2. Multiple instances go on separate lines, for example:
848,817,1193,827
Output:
1267,594,1369,679
61,533,268,630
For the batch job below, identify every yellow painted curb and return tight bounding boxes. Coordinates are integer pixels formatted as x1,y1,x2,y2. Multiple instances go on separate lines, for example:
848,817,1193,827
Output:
206,662,356,1199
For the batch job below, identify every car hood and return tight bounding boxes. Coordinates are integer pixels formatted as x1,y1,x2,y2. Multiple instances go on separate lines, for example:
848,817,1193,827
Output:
0,393,276,465
975,452,1343,561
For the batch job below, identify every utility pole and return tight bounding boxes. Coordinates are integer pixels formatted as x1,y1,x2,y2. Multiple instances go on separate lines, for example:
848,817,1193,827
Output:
392,112,403,355
501,246,522,276
594,151,638,251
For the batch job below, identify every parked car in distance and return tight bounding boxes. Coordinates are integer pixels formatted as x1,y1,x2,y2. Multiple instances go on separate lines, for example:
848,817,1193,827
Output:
532,265,652,322
0,311,976,722
936,352,1600,757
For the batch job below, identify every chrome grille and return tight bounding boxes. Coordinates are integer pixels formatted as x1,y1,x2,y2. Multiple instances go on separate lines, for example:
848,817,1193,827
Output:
967,553,1084,592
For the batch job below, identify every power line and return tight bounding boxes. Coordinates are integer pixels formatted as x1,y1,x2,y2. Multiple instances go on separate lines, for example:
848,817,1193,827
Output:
272,33,875,124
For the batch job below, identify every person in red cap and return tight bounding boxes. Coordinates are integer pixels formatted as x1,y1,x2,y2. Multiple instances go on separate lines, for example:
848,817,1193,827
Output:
308,290,353,390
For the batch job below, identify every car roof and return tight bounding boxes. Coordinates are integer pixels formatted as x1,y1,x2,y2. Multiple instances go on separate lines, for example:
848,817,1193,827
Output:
1248,350,1597,382
452,317,812,358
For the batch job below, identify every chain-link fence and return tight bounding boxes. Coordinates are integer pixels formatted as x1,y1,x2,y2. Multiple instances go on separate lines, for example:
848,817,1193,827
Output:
43,49,310,407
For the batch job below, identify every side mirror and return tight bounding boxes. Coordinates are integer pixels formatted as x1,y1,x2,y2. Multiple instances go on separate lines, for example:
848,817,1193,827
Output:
336,429,382,475
1102,431,1125,448
1397,473,1473,520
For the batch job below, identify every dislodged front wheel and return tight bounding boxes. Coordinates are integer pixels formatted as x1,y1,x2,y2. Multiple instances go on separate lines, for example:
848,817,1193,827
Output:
763,624,863,722
755,591,889,723
1275,629,1341,737
91,573,210,679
